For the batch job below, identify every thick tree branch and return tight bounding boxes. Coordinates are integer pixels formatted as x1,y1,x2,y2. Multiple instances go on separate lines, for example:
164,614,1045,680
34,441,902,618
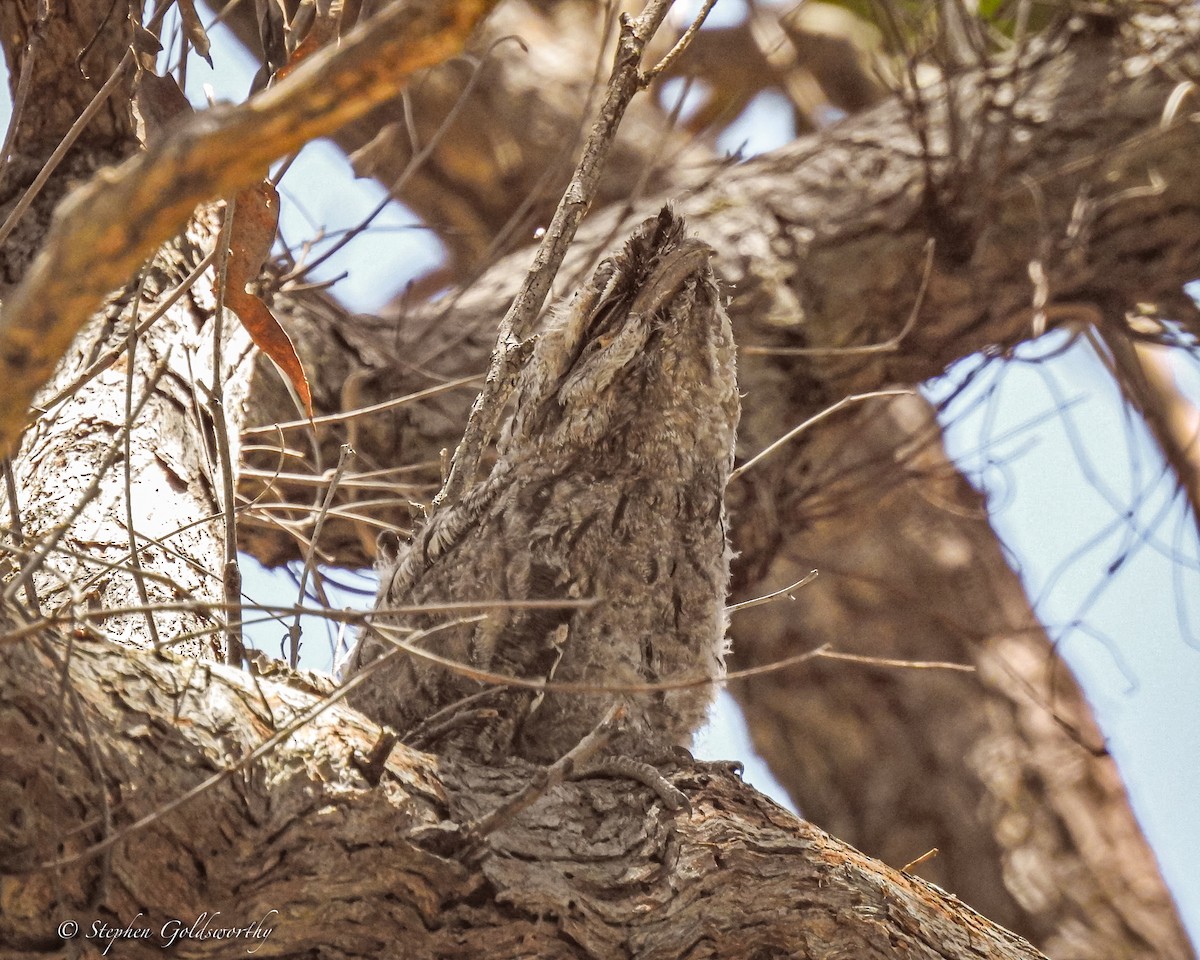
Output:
0,631,1052,960
727,392,1193,960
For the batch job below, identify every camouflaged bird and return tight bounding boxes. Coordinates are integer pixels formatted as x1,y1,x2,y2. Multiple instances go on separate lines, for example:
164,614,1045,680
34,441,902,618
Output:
339,208,740,764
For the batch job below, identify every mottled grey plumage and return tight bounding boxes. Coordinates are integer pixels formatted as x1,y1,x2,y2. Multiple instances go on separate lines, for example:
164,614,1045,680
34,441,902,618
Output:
340,209,739,763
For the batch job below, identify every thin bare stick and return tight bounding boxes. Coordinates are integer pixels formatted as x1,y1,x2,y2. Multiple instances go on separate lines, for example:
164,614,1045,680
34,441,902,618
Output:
122,269,163,649
242,374,482,436
816,650,975,673
288,443,355,667
901,848,940,874
403,688,505,746
465,703,625,843
728,389,915,484
643,0,719,82
0,13,39,182
0,597,597,647
727,571,818,614
238,466,425,488
2,457,40,618
212,200,244,666
435,0,681,507
361,619,970,697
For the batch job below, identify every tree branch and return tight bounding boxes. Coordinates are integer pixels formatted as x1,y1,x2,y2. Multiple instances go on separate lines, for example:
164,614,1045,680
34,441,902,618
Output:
0,630,1052,960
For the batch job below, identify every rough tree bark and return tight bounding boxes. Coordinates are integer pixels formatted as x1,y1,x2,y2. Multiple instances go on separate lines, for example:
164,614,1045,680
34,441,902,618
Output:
1,630,1053,959
0,0,1197,957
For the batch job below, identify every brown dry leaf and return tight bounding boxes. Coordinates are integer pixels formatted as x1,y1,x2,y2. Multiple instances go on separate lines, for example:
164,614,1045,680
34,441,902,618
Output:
132,71,194,147
130,19,163,70
178,0,213,66
226,182,313,417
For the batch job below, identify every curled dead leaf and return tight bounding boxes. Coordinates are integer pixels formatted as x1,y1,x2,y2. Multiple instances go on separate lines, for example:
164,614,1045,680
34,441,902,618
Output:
226,182,314,417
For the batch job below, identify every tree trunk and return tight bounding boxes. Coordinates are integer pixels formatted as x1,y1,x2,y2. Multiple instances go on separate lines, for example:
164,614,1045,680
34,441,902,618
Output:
4,206,255,659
